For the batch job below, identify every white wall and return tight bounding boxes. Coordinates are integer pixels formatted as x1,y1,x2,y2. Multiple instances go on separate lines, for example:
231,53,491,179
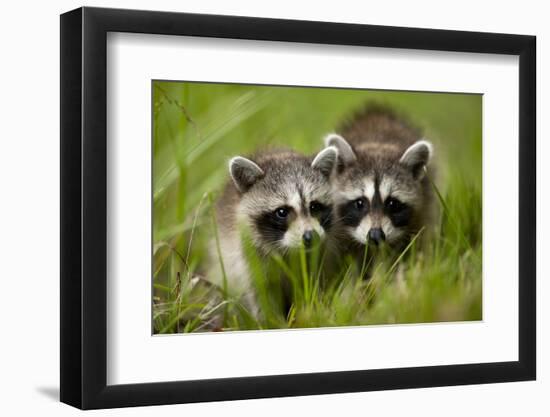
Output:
0,0,545,415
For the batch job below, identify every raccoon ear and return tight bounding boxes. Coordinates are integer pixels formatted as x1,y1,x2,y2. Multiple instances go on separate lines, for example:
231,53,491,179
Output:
311,146,338,178
399,140,433,179
229,156,265,192
324,133,356,165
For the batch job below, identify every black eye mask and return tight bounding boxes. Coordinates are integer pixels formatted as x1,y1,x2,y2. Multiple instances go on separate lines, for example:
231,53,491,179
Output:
384,198,412,228
340,197,370,228
253,209,290,244
309,201,333,231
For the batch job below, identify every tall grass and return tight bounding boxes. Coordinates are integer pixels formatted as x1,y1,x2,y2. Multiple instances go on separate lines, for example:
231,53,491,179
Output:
152,81,482,333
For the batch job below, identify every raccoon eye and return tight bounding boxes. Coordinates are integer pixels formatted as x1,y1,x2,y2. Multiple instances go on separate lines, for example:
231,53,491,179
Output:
385,197,405,214
275,207,289,219
309,201,324,214
354,197,366,210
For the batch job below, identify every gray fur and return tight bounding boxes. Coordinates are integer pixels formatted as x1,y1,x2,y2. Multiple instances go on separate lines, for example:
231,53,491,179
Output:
325,105,436,268
311,146,338,178
399,140,433,179
229,156,265,192
209,147,337,316
325,133,356,165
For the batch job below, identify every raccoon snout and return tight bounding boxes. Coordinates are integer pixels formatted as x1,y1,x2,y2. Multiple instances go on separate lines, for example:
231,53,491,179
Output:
302,230,314,247
368,228,386,245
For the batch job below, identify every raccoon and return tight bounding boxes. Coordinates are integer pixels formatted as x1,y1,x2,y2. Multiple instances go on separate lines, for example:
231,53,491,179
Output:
325,105,435,269
209,146,338,316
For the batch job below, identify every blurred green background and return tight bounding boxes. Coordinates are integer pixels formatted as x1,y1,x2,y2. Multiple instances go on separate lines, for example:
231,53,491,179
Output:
152,81,482,333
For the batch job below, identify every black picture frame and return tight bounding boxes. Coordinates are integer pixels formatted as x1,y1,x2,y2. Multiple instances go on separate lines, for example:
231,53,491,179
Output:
60,6,536,410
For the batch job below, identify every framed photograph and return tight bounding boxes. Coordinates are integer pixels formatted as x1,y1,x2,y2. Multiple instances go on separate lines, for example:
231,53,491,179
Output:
60,6,536,409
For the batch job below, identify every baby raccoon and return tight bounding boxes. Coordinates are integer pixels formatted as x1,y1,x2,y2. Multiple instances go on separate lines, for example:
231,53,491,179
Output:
210,147,338,315
325,105,435,266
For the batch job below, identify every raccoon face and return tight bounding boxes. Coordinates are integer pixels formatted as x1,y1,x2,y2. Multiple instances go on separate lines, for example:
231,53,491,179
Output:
229,147,338,253
326,134,433,248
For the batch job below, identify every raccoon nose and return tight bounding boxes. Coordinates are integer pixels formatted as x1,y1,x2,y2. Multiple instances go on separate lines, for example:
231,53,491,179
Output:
302,230,314,247
368,228,385,245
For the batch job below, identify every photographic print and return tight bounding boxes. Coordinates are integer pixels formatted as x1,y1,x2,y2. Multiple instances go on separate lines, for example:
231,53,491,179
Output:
61,8,535,407
152,81,482,334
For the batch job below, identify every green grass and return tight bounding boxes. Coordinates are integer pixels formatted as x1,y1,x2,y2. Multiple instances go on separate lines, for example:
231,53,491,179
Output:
152,81,482,333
